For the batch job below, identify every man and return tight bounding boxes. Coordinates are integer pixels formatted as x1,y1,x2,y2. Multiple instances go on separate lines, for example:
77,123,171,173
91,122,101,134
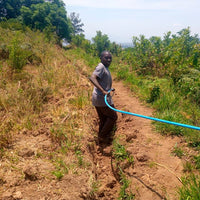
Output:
89,51,118,145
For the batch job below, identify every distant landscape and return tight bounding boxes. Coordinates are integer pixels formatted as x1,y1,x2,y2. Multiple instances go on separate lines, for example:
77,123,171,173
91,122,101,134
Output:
119,42,134,48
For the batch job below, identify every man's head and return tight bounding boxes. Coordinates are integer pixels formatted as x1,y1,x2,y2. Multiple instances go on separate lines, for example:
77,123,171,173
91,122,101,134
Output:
100,51,112,67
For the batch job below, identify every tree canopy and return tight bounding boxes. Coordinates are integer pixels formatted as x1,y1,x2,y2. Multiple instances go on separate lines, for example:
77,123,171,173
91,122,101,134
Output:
92,31,122,56
92,31,111,56
69,12,84,36
0,0,73,40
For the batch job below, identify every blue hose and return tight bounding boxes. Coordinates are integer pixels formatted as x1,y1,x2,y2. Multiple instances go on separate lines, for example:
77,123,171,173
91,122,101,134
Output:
104,89,200,131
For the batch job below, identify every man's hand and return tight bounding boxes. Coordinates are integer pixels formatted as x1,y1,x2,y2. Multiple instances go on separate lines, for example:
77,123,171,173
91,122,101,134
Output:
103,88,116,96
102,90,110,96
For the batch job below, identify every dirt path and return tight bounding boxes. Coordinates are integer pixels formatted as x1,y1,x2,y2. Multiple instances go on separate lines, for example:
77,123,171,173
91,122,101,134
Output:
0,79,184,200
89,80,184,200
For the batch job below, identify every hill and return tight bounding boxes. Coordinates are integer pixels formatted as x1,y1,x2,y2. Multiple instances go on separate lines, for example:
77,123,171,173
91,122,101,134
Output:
0,27,199,199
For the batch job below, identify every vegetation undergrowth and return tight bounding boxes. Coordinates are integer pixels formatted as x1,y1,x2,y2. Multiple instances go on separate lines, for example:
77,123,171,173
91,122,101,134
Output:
61,39,200,199
0,26,93,183
1,16,200,198
113,140,135,199
115,65,200,138
114,62,200,200
113,28,200,199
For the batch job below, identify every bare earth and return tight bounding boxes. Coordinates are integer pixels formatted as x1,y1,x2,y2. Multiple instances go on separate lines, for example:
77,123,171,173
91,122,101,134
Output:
0,79,184,200
89,80,184,200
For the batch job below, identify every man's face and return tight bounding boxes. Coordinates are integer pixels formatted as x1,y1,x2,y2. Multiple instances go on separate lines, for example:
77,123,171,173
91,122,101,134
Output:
101,52,112,67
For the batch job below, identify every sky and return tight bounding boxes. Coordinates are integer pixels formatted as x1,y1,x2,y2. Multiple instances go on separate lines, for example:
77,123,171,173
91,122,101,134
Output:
63,0,200,44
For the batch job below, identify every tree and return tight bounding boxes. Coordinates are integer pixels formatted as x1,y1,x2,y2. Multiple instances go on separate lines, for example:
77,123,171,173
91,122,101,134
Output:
109,42,122,56
92,31,110,56
0,0,6,19
0,0,22,20
48,2,72,40
49,0,65,8
69,12,84,35
0,0,72,41
21,0,44,7
20,0,72,40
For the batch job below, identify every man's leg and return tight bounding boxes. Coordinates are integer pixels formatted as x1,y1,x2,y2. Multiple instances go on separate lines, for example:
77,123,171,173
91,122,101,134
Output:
95,107,106,136
95,105,118,142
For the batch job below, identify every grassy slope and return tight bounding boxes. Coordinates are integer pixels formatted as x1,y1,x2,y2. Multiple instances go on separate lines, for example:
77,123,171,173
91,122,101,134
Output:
0,28,100,198
0,28,92,148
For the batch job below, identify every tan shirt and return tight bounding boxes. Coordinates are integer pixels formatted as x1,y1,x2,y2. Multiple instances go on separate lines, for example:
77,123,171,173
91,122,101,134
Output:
92,63,113,107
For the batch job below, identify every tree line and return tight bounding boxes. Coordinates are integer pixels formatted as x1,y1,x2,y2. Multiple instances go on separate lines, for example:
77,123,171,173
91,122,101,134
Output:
0,0,83,41
0,0,122,56
119,28,200,106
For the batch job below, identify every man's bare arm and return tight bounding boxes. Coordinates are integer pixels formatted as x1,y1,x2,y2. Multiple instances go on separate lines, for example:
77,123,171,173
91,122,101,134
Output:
89,74,109,96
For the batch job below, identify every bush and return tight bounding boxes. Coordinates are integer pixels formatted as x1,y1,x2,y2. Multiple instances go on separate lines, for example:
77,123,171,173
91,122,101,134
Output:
0,19,26,31
177,68,200,105
8,33,32,70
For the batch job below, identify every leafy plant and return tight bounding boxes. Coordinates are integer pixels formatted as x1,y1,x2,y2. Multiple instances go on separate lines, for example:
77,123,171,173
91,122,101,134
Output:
118,168,135,200
52,158,69,180
52,170,64,180
147,86,160,103
113,140,134,165
115,27,200,143
88,179,100,198
112,140,135,199
74,145,84,166
172,143,184,158
50,124,68,144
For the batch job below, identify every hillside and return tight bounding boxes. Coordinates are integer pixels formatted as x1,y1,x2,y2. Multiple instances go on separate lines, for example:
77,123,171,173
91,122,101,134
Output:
0,28,199,199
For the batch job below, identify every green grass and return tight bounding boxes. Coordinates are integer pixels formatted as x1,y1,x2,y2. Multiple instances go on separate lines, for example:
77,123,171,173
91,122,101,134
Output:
113,140,134,165
52,170,64,180
112,140,135,199
51,156,69,180
74,145,84,167
118,168,135,200
172,143,184,158
183,162,194,173
68,90,89,109
194,155,200,169
88,178,100,198
179,174,200,200
114,62,200,200
0,27,93,187
115,67,200,146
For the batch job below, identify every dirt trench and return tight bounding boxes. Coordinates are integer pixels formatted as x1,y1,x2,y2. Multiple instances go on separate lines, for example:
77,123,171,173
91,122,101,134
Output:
87,80,184,200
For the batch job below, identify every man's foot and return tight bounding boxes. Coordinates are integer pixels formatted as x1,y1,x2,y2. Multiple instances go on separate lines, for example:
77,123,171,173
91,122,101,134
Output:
98,136,113,146
97,137,104,145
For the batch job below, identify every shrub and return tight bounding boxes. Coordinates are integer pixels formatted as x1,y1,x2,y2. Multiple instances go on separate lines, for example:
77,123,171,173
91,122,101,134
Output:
147,86,160,103
8,33,32,70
